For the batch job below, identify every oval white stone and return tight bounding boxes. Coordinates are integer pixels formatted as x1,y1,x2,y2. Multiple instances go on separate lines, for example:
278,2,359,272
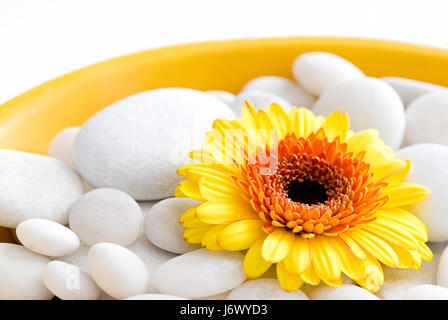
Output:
0,243,53,300
292,51,364,96
87,242,149,300
0,150,85,228
200,291,230,300
126,234,176,293
17,219,80,256
382,77,448,106
438,245,448,288
206,90,236,106
308,284,379,300
404,92,448,146
144,198,200,254
241,76,314,108
74,88,235,200
125,294,188,300
403,284,448,300
155,249,246,299
313,77,405,149
48,126,81,169
227,279,308,300
42,260,100,300
376,242,446,299
230,90,292,116
69,188,143,246
396,144,448,241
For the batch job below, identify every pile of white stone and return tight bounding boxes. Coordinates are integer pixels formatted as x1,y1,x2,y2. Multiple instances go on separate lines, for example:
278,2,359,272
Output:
1,51,448,300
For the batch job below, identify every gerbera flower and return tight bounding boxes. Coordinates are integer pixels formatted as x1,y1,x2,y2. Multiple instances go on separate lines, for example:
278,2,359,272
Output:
175,103,432,292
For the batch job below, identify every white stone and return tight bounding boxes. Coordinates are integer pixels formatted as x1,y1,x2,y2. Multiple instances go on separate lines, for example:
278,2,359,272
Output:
403,284,448,300
396,144,448,241
42,260,101,300
74,88,235,200
16,219,80,257
125,294,188,300
241,76,314,107
376,242,447,299
69,188,143,246
155,249,246,299
144,198,200,254
206,90,236,106
0,150,85,228
292,51,364,96
382,77,448,106
199,291,230,300
0,243,53,300
437,245,448,288
404,92,448,146
98,291,116,300
227,279,308,300
48,127,81,169
87,242,149,300
230,90,292,116
126,234,176,293
313,77,405,149
308,284,379,300
57,244,90,272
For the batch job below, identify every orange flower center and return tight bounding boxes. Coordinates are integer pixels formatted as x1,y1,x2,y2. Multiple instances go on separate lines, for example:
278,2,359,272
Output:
235,129,390,239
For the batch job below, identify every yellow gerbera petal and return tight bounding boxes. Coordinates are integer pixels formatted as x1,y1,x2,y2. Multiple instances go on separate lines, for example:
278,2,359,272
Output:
324,275,343,287
261,229,295,263
387,159,411,183
322,111,349,141
183,164,232,181
189,148,215,164
241,102,259,130
390,244,420,269
310,237,341,282
382,182,430,208
346,129,380,155
243,237,271,278
265,103,291,139
201,224,227,251
212,118,244,135
416,241,433,262
195,200,257,224
256,110,274,130
338,233,367,260
182,217,208,229
277,260,304,292
301,265,321,285
218,220,265,251
174,180,206,201
330,237,366,280
283,237,311,276
348,229,399,267
376,208,428,242
371,159,408,182
362,219,419,250
199,176,247,201
356,252,384,293
183,227,210,243
289,107,319,138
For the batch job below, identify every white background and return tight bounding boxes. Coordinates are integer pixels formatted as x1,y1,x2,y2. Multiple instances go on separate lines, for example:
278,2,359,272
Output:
1,0,448,104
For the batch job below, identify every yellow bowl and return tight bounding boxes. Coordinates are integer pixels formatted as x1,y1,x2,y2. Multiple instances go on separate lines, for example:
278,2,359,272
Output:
1,36,448,242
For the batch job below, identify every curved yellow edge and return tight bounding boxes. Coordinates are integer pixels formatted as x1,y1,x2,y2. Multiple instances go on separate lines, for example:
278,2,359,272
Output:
1,37,448,156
